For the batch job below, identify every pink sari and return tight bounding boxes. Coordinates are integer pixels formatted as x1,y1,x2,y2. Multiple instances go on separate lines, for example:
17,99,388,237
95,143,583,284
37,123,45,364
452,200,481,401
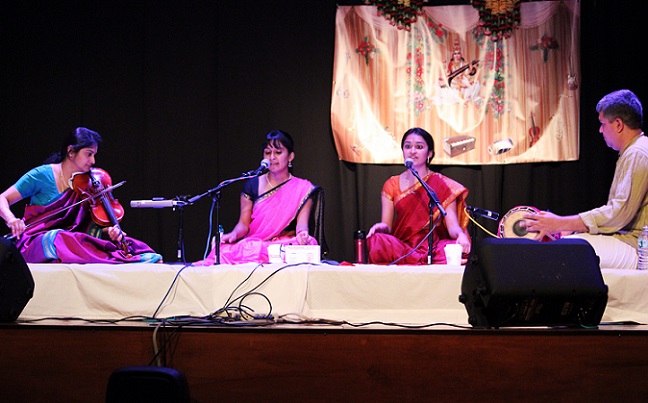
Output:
198,176,318,265
367,172,469,265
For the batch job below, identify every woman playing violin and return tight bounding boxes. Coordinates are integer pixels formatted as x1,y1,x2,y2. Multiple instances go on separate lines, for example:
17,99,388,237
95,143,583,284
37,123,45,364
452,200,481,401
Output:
0,127,162,263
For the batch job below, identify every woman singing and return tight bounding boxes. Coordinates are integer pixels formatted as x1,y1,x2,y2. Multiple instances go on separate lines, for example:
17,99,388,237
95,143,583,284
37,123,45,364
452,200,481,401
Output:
197,129,321,265
367,127,471,264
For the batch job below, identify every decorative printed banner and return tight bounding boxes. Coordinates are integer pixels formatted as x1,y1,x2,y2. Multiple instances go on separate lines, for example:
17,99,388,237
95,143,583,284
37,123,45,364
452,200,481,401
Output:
331,1,580,165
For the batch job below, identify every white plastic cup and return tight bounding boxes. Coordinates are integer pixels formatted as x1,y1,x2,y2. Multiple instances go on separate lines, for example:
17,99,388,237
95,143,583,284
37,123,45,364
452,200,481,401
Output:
444,243,462,265
267,244,283,263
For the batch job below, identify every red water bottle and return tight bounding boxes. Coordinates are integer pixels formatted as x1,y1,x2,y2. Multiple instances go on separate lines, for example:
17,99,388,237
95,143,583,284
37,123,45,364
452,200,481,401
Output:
354,230,367,264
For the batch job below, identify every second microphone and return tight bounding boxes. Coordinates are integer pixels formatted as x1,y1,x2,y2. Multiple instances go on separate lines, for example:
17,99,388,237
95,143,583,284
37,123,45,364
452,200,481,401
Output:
243,159,270,177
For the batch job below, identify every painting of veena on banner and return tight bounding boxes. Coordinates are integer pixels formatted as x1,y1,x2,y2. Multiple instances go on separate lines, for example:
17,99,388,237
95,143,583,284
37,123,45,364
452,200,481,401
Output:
331,1,580,165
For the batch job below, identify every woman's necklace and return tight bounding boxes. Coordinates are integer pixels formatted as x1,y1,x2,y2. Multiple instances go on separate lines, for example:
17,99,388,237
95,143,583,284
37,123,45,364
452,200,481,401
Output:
58,164,70,190
266,173,292,188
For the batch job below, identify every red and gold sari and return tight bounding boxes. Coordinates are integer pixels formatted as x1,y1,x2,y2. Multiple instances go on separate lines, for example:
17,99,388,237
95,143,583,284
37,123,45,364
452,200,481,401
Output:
367,172,469,265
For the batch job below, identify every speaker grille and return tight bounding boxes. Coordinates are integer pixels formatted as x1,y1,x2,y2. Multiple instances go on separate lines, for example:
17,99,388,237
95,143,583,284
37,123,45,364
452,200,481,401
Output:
460,238,608,328
0,238,35,322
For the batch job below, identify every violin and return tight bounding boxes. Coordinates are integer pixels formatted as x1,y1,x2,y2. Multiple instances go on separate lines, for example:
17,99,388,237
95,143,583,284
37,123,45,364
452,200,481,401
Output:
529,112,540,146
71,167,133,256
3,174,126,242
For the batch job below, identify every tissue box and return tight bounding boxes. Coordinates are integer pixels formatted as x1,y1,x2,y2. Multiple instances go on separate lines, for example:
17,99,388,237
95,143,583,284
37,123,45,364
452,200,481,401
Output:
283,245,321,264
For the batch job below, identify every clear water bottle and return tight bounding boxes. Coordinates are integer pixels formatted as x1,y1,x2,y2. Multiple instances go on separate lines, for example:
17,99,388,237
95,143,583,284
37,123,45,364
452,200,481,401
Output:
638,226,648,270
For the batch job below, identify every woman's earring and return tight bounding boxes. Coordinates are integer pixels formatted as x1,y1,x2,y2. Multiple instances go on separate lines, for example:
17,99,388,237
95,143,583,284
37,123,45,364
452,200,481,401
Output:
289,161,293,168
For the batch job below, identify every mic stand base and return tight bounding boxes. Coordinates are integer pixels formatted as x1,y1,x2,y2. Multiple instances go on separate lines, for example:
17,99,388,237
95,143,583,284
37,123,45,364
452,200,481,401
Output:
188,172,264,265
212,192,222,265
428,200,434,265
176,205,185,263
469,216,478,246
174,196,189,264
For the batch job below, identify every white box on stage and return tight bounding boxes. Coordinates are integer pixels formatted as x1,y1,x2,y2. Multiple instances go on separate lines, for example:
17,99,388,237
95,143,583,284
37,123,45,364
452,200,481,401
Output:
283,245,321,264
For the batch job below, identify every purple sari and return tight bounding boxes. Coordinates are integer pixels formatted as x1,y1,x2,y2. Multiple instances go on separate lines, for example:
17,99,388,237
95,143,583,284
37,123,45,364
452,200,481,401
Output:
17,189,161,264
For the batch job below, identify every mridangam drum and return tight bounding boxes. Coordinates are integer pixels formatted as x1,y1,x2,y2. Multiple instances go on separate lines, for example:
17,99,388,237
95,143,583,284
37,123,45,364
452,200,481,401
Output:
498,206,560,242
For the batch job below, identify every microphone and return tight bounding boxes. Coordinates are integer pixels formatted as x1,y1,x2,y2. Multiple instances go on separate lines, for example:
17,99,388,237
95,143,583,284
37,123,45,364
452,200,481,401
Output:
130,199,189,208
466,206,500,220
404,158,446,216
244,159,270,177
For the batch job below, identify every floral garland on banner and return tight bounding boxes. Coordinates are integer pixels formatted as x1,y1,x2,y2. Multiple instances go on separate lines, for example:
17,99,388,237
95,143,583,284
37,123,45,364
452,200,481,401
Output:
474,25,508,117
364,0,425,31
471,0,522,41
356,36,378,66
530,35,559,62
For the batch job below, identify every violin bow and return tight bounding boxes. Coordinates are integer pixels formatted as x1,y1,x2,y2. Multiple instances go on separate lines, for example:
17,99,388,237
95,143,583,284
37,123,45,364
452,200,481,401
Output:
4,181,126,240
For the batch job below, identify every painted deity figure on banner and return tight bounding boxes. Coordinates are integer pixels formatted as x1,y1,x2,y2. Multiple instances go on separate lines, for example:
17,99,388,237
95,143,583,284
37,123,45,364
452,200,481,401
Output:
448,43,482,105
434,40,482,106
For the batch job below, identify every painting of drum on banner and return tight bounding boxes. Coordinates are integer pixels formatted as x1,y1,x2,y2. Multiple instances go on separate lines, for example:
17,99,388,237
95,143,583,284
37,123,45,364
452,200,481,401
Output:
331,1,580,165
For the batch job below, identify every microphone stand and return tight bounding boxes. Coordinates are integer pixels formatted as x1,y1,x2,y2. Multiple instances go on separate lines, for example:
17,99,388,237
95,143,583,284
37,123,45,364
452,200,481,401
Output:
469,213,478,246
408,166,446,265
465,206,500,248
188,171,263,265
173,196,190,263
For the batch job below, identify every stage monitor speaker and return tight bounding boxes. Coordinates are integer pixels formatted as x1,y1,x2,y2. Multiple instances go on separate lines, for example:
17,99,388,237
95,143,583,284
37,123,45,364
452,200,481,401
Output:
459,237,608,328
106,366,190,403
0,238,35,322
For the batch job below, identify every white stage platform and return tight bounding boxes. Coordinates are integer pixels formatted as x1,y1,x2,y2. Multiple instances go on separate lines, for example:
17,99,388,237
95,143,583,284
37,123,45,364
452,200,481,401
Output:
19,262,648,326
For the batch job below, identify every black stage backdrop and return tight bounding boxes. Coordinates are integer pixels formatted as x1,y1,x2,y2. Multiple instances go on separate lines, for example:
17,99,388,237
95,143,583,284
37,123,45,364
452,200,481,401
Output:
1,0,646,263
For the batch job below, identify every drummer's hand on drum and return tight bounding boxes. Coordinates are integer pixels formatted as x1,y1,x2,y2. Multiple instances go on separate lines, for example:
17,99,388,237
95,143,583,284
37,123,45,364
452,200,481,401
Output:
522,210,560,241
